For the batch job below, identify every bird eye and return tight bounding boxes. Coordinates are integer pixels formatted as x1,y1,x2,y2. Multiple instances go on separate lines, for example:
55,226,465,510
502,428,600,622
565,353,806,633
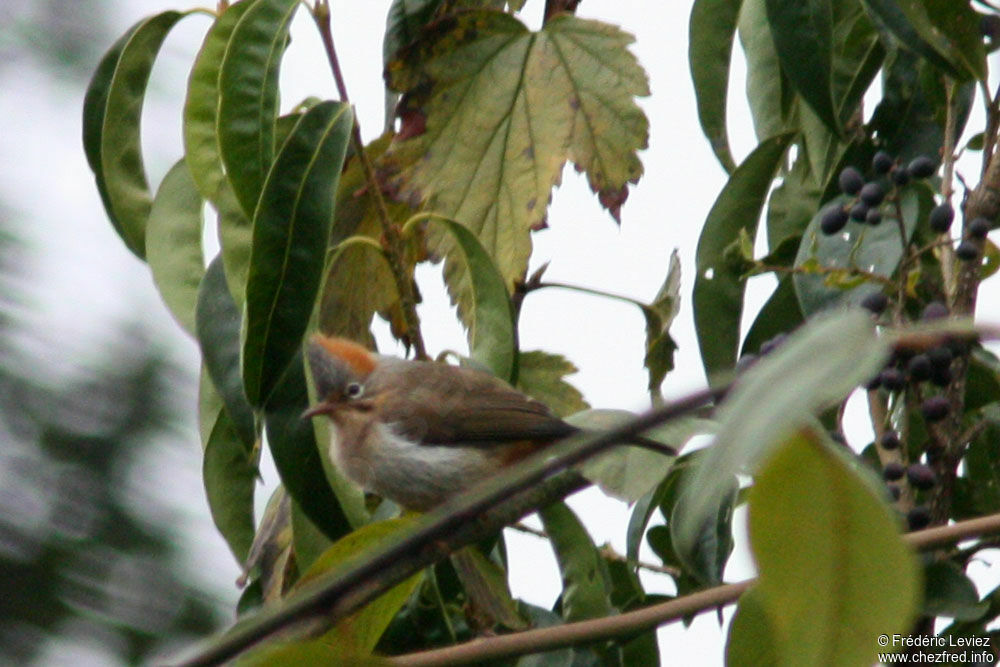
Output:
345,382,364,399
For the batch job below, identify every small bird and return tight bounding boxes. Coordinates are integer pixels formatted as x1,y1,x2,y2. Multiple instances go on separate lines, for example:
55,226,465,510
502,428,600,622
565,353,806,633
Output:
302,335,578,511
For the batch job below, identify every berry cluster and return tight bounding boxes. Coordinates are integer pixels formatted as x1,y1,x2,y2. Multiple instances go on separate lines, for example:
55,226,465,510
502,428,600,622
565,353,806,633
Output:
820,152,936,235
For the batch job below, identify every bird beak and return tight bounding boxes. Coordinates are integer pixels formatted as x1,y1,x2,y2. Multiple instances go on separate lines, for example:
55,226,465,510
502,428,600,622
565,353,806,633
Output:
301,401,336,420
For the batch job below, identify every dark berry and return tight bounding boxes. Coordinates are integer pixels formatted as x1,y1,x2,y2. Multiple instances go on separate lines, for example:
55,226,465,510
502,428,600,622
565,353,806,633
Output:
907,506,932,530
921,396,950,422
889,485,902,501
883,462,905,481
907,156,937,179
926,445,944,465
907,354,932,382
880,367,906,391
859,182,886,206
921,301,949,321
927,345,953,370
866,208,883,225
838,166,865,195
860,291,888,315
880,431,901,450
956,240,979,261
759,333,787,356
820,207,849,235
930,366,952,387
892,168,911,187
850,202,869,222
969,217,990,239
907,464,937,491
928,203,954,233
864,374,882,390
873,151,894,174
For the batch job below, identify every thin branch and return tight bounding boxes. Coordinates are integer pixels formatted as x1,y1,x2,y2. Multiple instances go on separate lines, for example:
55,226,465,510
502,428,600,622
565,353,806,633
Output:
311,1,427,359
175,386,723,666
387,512,1000,667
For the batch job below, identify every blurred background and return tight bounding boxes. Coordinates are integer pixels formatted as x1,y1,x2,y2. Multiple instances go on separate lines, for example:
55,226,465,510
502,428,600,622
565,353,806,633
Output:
8,1,998,665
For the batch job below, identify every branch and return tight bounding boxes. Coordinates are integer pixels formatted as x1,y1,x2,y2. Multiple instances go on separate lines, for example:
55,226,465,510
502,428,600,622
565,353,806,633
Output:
175,386,722,666
312,1,427,359
387,512,1000,667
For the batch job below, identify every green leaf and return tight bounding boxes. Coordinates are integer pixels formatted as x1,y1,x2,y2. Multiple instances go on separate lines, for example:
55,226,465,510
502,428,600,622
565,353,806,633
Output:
515,350,588,418
196,256,257,447
538,502,614,622
294,516,424,654
385,11,648,322
741,276,804,357
417,216,516,381
765,0,839,135
693,133,794,381
242,486,294,603
641,249,681,399
82,11,187,258
863,0,985,81
263,350,354,542
676,311,890,557
669,476,737,585
688,0,742,173
218,0,300,219
965,348,1000,413
748,432,921,666
450,546,528,629
290,501,333,574
726,586,780,666
953,417,1000,519
625,453,697,563
202,405,257,563
234,640,378,666
923,561,987,621
738,0,792,141
383,0,444,66
146,160,205,335
242,102,353,407
792,184,928,316
184,0,255,203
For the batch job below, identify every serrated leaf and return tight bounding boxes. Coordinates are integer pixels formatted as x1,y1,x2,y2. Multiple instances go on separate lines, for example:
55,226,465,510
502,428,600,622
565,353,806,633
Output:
642,249,681,399
748,431,920,666
218,0,300,219
203,405,257,563
419,216,516,381
538,501,614,622
294,516,424,654
82,11,187,258
242,102,353,406
693,133,794,381
765,0,839,136
688,0,742,173
196,255,257,447
676,311,891,561
515,350,588,418
146,160,204,335
385,11,648,323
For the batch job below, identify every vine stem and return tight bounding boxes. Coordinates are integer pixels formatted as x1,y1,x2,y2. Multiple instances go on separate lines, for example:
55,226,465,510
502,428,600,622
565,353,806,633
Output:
387,512,1000,667
311,0,428,359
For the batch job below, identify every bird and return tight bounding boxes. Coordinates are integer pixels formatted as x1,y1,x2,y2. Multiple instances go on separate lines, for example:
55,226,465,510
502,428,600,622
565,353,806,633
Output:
301,334,580,511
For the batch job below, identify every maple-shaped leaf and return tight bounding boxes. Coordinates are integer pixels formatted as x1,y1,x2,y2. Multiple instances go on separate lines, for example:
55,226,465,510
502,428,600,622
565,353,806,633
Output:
515,350,589,418
382,10,648,324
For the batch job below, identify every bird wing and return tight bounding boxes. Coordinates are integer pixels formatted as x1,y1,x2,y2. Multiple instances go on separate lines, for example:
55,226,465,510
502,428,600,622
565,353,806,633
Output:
368,359,577,446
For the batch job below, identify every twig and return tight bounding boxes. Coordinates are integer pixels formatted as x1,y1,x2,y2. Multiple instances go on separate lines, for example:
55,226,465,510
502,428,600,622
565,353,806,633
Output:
387,512,1000,666
311,1,427,359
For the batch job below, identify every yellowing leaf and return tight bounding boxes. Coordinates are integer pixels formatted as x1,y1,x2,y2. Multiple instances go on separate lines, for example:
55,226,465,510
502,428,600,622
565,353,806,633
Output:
384,10,648,320
515,350,588,418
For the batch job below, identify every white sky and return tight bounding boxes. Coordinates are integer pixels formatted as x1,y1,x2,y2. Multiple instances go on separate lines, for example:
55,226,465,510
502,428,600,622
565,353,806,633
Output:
4,0,1000,664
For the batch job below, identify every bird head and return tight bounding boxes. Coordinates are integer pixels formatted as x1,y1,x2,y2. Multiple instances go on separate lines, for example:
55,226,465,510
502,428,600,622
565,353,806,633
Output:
302,335,378,419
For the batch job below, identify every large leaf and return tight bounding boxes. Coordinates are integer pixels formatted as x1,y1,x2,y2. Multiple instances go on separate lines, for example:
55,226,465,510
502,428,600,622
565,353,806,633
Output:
218,0,300,219
82,11,187,258
765,0,839,136
726,586,781,666
538,502,614,622
693,133,794,381
196,256,257,447
384,11,648,322
675,311,890,559
688,0,742,173
202,402,257,563
146,160,205,335
749,432,920,666
242,102,353,407
738,0,792,141
515,350,588,418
